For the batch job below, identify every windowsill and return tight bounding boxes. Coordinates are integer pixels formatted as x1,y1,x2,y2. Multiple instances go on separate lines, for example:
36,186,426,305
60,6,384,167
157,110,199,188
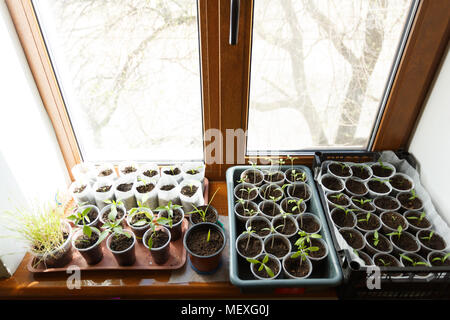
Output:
0,181,337,299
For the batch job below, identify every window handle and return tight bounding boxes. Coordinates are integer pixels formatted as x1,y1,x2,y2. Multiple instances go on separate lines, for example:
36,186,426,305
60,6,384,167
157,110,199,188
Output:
229,0,240,45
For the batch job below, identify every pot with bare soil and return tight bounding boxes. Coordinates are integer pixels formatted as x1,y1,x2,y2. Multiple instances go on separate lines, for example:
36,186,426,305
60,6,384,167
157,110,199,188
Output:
339,228,365,251
234,182,259,201
380,211,408,234
366,178,392,198
326,192,351,210
373,196,401,214
249,253,282,280
397,190,424,212
330,207,357,229
320,174,345,193
286,183,312,202
350,164,372,181
114,176,137,211
107,230,136,266
345,178,368,197
157,176,180,206
417,230,447,258
364,230,393,256
184,222,226,273
327,161,352,179
370,160,396,180
118,161,139,179
93,180,115,210
355,250,373,266
95,163,117,183
389,173,414,195
179,179,204,213
245,216,271,239
263,234,291,260
297,213,322,234
356,212,381,233
258,200,282,220
143,224,171,265
404,211,432,234
69,181,95,206
236,230,264,259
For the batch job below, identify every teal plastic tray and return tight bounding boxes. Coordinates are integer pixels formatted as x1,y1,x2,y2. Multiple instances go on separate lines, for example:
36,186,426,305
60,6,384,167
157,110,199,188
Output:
226,165,343,290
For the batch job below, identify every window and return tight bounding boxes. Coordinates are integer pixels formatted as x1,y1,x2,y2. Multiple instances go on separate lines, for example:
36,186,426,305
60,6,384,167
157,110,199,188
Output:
247,0,417,152
32,0,204,162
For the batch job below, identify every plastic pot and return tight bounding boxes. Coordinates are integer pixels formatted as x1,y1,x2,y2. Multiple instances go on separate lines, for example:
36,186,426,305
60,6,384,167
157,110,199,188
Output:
355,212,381,234
396,191,424,213
106,230,136,266
350,196,376,214
372,252,403,277
189,204,219,225
69,180,95,206
330,207,357,229
344,177,369,198
234,182,259,201
370,162,396,180
263,234,292,261
99,203,127,228
349,164,373,182
282,254,312,279
245,216,271,239
389,173,414,196
280,197,306,218
355,250,373,267
138,163,161,183
262,169,286,187
320,174,345,193
143,226,171,265
366,179,393,198
258,200,282,220
73,205,100,228
114,176,137,211
126,207,153,240
417,229,448,258
133,179,158,210
339,228,365,251
118,161,139,179
403,210,432,235
297,213,322,234
182,162,205,183
71,162,97,186
71,228,103,265
250,253,282,280
427,250,450,267
158,208,185,241
373,195,401,214
326,192,351,210
285,168,308,184
184,222,226,273
235,232,264,259
160,164,184,183
327,161,353,179
157,176,181,206
399,252,431,278
379,211,408,234
286,182,312,202
389,230,420,256
234,200,259,222
93,180,115,210
364,231,393,256
240,168,264,187
95,162,117,183
258,183,284,202
272,214,298,238
179,179,205,214
308,238,329,268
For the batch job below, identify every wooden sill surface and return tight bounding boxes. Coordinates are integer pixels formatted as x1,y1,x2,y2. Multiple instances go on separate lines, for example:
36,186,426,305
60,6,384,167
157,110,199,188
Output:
0,181,337,299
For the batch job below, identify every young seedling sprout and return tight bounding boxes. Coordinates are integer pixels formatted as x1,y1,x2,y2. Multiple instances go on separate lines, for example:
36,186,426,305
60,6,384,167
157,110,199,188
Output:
103,199,124,222
432,253,450,264
335,205,356,217
409,189,417,200
291,170,306,182
287,198,304,214
420,230,435,242
295,231,322,248
377,258,391,267
358,212,372,225
144,218,170,250
387,225,403,240
239,186,258,200
155,201,182,228
261,225,285,248
330,193,345,201
377,159,392,171
206,229,211,242
371,177,390,185
400,254,429,267
246,254,275,278
187,188,220,222
128,194,153,227
188,165,203,175
353,198,372,206
406,211,426,223
101,212,130,240
68,207,109,244
291,242,319,266
372,230,380,247
241,226,255,250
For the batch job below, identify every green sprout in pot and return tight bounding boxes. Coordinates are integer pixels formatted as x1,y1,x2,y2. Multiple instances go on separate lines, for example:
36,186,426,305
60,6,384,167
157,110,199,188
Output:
286,155,297,171
432,253,450,265
353,197,372,206
187,188,220,223
406,211,427,223
295,231,322,248
377,258,391,267
290,242,319,266
246,254,275,278
206,229,211,242
101,213,131,240
409,189,418,201
387,225,403,240
103,199,124,223
236,199,257,218
287,198,304,216
155,201,182,228
144,218,170,250
241,226,256,251
335,205,356,217
261,225,284,248
67,206,93,227
128,194,153,228
400,254,430,267
372,230,380,247
187,165,203,176
420,230,435,242
330,193,345,201
377,159,392,171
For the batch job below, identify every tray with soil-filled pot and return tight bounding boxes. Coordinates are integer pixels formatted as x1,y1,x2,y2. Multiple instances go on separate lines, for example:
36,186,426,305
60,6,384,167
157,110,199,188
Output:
313,150,450,300
226,165,342,291
28,178,210,273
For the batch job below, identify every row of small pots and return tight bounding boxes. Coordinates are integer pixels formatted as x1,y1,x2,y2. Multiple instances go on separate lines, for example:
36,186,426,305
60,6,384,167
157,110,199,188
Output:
325,160,398,182
233,181,312,203
238,167,309,187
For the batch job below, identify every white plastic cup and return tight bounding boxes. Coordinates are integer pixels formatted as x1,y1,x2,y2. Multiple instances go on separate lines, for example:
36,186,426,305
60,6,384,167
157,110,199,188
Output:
182,162,205,183
282,254,313,279
114,176,137,211
93,180,115,210
157,176,181,206
133,179,158,210
160,164,184,183
118,161,139,179
137,163,161,183
179,179,205,214
69,180,95,206
95,163,117,183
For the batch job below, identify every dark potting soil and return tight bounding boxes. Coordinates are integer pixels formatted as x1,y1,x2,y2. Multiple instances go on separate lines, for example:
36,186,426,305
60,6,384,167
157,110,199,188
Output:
160,184,175,191
297,216,320,234
96,185,112,193
283,200,303,214
160,209,183,224
332,210,355,228
163,168,181,176
381,212,406,230
265,237,289,258
117,183,133,192
374,197,399,210
122,166,137,174
391,234,419,252
273,217,297,236
309,238,326,259
98,169,113,177
143,170,158,178
390,175,412,191
236,203,258,217
186,228,224,256
102,208,125,223
346,179,367,195
371,164,393,178
351,165,371,180
367,234,390,252
73,185,87,194
130,212,152,226
238,188,258,200
249,220,271,237
368,180,390,193
264,171,284,183
242,170,263,184
327,193,350,206
357,251,373,266
253,256,280,279
186,169,200,175
136,183,155,193
191,207,216,224
262,186,283,200
405,212,431,229
429,252,450,267
340,230,363,249
356,214,380,231
419,232,446,251
145,230,169,249
109,233,134,251
260,202,280,217
329,163,352,177
322,176,343,191
76,208,98,226
289,185,310,199
352,197,375,211
398,193,423,210
374,254,400,268
180,185,199,197
284,256,310,278
74,232,99,249
237,236,262,257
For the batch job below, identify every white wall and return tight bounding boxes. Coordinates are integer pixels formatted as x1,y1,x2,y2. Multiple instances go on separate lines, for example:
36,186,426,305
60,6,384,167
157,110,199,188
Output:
409,44,450,225
0,1,70,277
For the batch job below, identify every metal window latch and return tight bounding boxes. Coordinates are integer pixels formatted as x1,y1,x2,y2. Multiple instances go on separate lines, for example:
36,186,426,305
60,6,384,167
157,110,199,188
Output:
229,0,240,45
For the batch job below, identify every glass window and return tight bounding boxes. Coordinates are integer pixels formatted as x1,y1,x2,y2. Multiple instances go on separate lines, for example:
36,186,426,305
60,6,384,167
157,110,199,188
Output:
247,0,416,152
33,0,203,162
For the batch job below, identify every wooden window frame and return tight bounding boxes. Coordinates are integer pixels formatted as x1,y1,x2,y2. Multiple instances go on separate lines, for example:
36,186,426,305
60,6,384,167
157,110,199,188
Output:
6,0,450,181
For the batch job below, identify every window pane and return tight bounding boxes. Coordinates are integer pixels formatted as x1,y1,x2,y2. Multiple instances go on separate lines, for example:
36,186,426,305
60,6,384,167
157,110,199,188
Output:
33,0,203,161
247,0,415,152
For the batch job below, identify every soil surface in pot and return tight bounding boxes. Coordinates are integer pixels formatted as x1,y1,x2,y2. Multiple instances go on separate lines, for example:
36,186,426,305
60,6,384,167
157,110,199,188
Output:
419,232,446,251
96,185,112,193
346,179,367,195
164,168,181,176
329,163,351,177
309,238,326,259
381,212,406,230
429,252,450,267
186,169,200,175
375,197,399,210
76,208,98,226
401,255,430,276
371,164,393,178
289,185,310,199
237,236,262,257
351,166,370,180
265,237,289,258
160,209,183,225
160,184,175,191
242,170,263,184
357,214,380,231
322,176,343,191
117,183,133,192
327,193,349,206
261,186,283,200
398,193,423,210
405,212,431,229
130,212,152,226
374,254,402,276
286,170,306,183
260,202,280,217
248,220,271,237
367,233,390,252
122,166,137,174
235,204,257,217
102,208,125,223
180,185,199,197
73,185,87,193
284,256,310,278
283,200,303,214
340,230,363,249
253,256,280,279
191,207,217,224
390,175,412,190
98,169,113,177
110,233,133,251
297,216,320,234
368,180,390,193
143,170,158,178
74,232,99,249
136,183,155,193
144,230,169,249
352,197,374,212
263,171,284,183
273,217,297,236
391,234,418,252
332,210,355,228
237,188,258,200
186,228,224,256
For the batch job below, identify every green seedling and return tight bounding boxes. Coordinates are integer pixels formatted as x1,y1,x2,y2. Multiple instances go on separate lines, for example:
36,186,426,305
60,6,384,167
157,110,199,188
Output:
372,230,379,247
377,258,391,267
295,231,322,248
67,206,92,226
287,198,304,215
103,199,124,222
358,212,372,224
352,197,372,206
330,193,345,201
241,226,255,250
261,225,284,248
101,214,130,240
286,155,297,171
237,198,255,217
246,254,275,278
206,229,211,242
187,165,203,175
187,188,220,222
371,178,390,184
406,211,426,223
408,189,417,201
335,205,356,217
236,177,247,184
387,225,403,239
238,186,258,200
291,242,319,266
377,159,392,171
400,254,429,267
420,231,435,241
432,253,450,264
128,194,152,227
291,170,307,182
155,201,182,228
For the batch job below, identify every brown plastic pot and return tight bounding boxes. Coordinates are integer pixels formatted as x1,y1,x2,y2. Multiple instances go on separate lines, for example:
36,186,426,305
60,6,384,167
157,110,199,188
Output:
183,222,226,274
71,228,103,265
143,226,171,265
106,230,136,266
158,208,185,241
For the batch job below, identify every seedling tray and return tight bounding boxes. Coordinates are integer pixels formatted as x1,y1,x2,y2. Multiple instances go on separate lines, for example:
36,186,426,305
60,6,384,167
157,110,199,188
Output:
312,151,450,299
226,165,343,291
28,178,210,273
